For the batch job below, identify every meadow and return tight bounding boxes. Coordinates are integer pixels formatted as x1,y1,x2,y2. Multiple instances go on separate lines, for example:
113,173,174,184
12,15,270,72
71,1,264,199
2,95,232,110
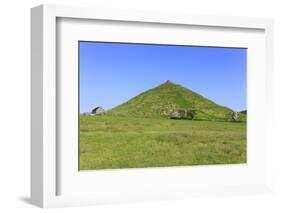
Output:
79,115,246,170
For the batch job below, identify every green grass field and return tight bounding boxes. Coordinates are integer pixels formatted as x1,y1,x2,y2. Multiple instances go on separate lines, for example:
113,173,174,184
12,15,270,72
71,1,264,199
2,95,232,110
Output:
80,115,246,170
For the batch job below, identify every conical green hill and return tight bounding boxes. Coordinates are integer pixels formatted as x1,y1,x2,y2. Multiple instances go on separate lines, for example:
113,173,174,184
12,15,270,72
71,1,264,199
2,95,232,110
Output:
107,81,245,121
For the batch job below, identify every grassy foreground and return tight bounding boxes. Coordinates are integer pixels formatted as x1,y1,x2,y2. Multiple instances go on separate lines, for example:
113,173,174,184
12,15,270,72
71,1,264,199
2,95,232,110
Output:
80,115,246,170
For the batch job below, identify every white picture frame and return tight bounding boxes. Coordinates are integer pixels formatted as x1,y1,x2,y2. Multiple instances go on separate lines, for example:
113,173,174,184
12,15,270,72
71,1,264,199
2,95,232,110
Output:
31,4,274,208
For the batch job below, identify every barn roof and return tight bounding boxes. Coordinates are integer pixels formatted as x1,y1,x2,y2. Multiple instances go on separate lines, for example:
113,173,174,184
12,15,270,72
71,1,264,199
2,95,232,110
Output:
92,106,103,111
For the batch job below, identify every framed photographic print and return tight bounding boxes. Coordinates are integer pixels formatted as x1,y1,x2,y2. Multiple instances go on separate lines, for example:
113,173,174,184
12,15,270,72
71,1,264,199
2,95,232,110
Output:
78,42,248,170
31,4,274,208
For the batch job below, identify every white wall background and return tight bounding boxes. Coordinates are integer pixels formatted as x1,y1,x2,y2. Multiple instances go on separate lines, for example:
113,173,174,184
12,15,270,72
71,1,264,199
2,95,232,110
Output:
0,0,280,212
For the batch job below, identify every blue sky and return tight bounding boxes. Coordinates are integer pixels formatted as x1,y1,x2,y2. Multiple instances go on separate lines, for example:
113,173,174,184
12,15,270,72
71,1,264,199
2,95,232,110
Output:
79,42,247,112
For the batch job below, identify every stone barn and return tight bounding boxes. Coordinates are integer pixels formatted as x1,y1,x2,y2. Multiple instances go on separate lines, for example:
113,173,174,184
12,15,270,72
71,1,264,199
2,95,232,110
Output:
91,106,105,115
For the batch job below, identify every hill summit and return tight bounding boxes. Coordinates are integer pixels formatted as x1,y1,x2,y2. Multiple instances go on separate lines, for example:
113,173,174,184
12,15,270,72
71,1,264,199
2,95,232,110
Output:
107,81,245,121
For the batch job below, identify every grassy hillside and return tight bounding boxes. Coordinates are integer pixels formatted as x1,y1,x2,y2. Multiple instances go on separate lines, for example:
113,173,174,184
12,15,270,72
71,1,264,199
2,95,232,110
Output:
80,115,246,170
107,81,246,121
240,110,247,114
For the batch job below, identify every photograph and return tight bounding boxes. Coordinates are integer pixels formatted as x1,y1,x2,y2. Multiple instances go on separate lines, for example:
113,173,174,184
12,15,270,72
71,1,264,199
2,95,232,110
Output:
79,41,247,170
